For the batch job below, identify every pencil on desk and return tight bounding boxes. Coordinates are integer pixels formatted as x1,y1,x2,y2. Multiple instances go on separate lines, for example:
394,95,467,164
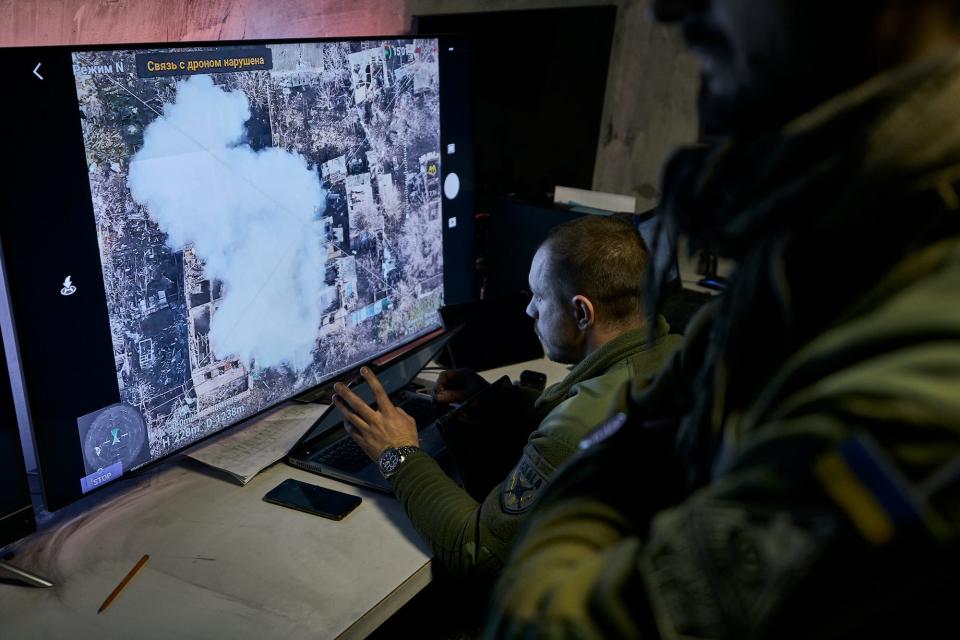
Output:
98,554,149,614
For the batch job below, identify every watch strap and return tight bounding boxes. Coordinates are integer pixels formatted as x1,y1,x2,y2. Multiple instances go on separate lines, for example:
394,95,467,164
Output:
379,445,421,478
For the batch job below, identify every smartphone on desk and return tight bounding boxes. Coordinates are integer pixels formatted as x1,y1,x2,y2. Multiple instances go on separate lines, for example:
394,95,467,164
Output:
263,478,362,521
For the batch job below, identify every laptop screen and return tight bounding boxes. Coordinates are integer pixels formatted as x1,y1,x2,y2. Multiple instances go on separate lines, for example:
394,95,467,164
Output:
296,330,454,446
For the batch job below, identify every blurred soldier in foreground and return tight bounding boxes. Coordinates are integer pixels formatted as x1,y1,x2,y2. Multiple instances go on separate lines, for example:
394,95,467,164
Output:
488,1,960,637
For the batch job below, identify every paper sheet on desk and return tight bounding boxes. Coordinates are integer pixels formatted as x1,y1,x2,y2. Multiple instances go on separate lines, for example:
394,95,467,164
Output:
187,403,330,485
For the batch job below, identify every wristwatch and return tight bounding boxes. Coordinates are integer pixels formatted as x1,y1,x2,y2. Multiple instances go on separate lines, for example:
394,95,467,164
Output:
378,446,420,479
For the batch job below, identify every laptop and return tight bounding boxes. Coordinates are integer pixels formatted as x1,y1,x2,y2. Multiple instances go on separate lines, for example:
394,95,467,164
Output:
286,330,458,492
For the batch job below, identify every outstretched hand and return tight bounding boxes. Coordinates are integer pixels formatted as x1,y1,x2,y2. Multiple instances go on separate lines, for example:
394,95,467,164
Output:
332,367,419,461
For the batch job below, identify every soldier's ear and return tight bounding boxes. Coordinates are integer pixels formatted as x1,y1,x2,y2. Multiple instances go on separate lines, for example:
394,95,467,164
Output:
571,294,595,331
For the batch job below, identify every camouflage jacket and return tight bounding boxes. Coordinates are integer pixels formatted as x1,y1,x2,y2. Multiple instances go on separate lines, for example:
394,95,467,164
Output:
487,54,960,639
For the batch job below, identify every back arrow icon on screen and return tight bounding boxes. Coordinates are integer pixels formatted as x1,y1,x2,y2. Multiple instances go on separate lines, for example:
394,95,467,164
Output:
33,63,43,80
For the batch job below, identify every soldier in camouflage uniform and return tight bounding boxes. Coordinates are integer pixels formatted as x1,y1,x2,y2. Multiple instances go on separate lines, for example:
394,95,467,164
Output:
334,216,682,582
487,1,960,638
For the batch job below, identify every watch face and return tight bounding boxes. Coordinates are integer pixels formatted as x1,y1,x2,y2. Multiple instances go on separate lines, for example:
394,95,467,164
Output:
379,448,401,476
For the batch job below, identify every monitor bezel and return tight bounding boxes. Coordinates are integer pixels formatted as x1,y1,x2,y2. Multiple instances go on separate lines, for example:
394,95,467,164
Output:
0,32,472,511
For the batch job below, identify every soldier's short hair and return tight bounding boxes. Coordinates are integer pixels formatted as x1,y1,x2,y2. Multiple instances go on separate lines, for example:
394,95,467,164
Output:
540,214,650,324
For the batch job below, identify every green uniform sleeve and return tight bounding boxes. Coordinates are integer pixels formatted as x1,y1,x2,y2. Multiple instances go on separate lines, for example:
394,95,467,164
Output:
389,451,502,578
389,424,586,581
385,378,558,580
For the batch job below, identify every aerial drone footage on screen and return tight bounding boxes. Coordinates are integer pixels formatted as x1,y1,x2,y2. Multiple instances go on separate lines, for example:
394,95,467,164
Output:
70,39,445,479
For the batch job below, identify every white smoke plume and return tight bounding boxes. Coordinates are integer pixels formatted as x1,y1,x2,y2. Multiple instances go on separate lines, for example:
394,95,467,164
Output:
129,74,326,371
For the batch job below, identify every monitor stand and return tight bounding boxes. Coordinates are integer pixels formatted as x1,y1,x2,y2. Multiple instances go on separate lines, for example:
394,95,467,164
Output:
0,558,53,588
292,383,337,404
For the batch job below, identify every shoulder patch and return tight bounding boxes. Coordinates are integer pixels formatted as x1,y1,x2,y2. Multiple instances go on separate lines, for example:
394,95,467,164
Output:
501,454,549,514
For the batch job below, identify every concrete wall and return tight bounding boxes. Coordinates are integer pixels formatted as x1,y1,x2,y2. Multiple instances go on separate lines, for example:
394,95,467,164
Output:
592,1,699,208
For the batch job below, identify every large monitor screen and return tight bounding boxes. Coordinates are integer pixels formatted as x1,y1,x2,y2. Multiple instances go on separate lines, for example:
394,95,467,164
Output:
0,36,474,510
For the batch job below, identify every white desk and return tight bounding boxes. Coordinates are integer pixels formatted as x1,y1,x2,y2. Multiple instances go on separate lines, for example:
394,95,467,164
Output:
0,357,570,640
470,357,571,388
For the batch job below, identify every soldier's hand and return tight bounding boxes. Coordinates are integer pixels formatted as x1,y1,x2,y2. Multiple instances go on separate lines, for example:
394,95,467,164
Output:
433,368,490,404
333,367,419,461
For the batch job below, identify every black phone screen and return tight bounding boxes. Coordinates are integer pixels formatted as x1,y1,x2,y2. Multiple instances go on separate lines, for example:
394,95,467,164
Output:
263,479,362,521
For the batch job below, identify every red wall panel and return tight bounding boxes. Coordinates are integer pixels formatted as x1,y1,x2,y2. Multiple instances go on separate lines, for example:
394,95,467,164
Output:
0,0,410,47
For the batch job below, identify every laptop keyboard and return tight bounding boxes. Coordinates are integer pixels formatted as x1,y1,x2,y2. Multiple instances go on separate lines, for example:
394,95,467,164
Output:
315,437,370,473
313,396,449,473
